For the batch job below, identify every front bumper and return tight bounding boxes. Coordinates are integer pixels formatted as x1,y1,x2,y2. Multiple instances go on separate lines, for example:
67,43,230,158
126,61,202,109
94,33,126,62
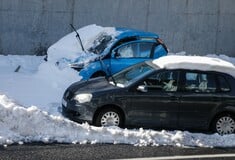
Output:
62,105,92,124
62,98,93,124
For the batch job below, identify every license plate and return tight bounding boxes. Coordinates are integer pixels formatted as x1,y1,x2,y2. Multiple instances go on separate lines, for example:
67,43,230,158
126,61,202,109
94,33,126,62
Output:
62,98,67,107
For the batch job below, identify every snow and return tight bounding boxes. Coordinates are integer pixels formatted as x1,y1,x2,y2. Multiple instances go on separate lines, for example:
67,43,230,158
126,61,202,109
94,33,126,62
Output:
47,24,117,65
0,24,235,147
153,55,235,78
0,55,79,114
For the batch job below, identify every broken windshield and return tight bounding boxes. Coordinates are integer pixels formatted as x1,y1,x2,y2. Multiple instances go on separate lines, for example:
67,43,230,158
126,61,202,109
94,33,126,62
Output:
88,33,113,54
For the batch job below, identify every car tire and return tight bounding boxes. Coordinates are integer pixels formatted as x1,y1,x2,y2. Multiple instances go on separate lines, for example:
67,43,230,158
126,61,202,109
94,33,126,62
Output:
212,113,235,135
94,108,123,127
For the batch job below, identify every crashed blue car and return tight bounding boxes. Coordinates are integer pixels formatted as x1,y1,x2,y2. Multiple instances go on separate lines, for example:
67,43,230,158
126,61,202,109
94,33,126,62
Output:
70,28,168,80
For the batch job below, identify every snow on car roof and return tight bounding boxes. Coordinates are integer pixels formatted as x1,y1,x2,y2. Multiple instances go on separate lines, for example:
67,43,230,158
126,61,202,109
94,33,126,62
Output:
153,55,235,77
115,27,159,40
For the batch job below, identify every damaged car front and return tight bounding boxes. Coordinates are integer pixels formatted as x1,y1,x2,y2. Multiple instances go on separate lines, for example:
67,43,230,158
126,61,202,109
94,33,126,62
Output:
58,27,168,80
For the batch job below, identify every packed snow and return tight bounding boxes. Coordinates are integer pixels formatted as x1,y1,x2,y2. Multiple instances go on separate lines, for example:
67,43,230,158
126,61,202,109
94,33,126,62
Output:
153,55,235,77
47,24,117,67
1,24,235,147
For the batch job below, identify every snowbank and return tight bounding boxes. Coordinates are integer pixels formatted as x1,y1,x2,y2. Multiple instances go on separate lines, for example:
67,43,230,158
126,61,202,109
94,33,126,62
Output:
0,55,79,113
1,94,235,147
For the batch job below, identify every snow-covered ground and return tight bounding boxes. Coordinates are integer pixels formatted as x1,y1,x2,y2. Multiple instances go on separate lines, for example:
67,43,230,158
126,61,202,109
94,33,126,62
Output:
1,24,235,147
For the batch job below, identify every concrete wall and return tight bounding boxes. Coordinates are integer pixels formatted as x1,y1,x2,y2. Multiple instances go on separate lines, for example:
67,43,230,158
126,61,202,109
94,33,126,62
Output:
0,0,235,56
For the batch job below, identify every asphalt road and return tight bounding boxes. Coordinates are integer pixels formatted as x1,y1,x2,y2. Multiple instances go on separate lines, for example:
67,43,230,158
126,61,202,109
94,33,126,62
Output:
0,143,235,160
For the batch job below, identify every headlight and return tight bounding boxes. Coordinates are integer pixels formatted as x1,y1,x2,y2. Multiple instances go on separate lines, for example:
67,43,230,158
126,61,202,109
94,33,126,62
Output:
69,63,84,72
73,93,92,103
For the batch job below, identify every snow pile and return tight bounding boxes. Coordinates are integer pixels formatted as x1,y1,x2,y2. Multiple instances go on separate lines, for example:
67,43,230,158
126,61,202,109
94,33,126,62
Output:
0,55,43,74
154,55,235,77
0,24,235,147
0,55,79,114
47,24,117,64
1,94,235,147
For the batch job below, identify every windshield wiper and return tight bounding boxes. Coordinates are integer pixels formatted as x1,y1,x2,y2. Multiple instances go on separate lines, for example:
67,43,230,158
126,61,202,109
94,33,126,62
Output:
70,24,86,52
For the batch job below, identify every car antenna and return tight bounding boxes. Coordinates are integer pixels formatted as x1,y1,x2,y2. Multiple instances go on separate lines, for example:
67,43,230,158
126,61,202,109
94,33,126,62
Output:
70,24,86,52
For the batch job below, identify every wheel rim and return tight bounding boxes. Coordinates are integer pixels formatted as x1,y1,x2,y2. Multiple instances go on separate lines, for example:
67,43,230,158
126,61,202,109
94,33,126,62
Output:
100,111,120,127
216,116,235,135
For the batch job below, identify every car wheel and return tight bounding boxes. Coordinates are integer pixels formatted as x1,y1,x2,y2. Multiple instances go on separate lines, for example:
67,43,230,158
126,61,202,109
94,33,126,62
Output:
95,108,123,127
213,113,235,135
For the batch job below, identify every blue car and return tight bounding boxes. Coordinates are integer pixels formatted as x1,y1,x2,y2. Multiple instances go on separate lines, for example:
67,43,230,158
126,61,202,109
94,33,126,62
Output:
70,28,168,80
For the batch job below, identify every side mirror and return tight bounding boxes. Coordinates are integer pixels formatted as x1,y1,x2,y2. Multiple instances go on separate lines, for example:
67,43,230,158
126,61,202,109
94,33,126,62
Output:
111,48,121,58
137,85,148,93
114,51,121,58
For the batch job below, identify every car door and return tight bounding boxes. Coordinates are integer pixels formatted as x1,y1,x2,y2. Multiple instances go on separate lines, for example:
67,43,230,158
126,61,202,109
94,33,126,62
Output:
109,41,156,74
127,70,180,128
178,70,221,130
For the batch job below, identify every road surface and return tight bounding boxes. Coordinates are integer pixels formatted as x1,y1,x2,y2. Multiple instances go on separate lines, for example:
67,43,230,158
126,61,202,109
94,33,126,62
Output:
1,143,235,160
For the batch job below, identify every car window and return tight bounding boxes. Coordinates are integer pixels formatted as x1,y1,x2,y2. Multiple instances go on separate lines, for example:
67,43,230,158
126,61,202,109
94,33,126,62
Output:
217,75,231,92
183,71,217,93
137,42,154,58
141,71,179,92
111,62,154,87
117,43,135,58
116,42,153,58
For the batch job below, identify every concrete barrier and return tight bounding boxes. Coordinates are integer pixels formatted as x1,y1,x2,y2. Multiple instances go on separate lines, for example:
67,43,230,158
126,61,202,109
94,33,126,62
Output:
0,0,234,56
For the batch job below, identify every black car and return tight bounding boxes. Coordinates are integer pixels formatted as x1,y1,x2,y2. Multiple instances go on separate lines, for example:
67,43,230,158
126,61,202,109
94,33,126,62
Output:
62,55,235,135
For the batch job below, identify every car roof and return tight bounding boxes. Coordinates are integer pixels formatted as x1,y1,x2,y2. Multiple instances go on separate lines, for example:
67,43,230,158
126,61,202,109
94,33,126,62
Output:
115,28,159,40
152,55,235,77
